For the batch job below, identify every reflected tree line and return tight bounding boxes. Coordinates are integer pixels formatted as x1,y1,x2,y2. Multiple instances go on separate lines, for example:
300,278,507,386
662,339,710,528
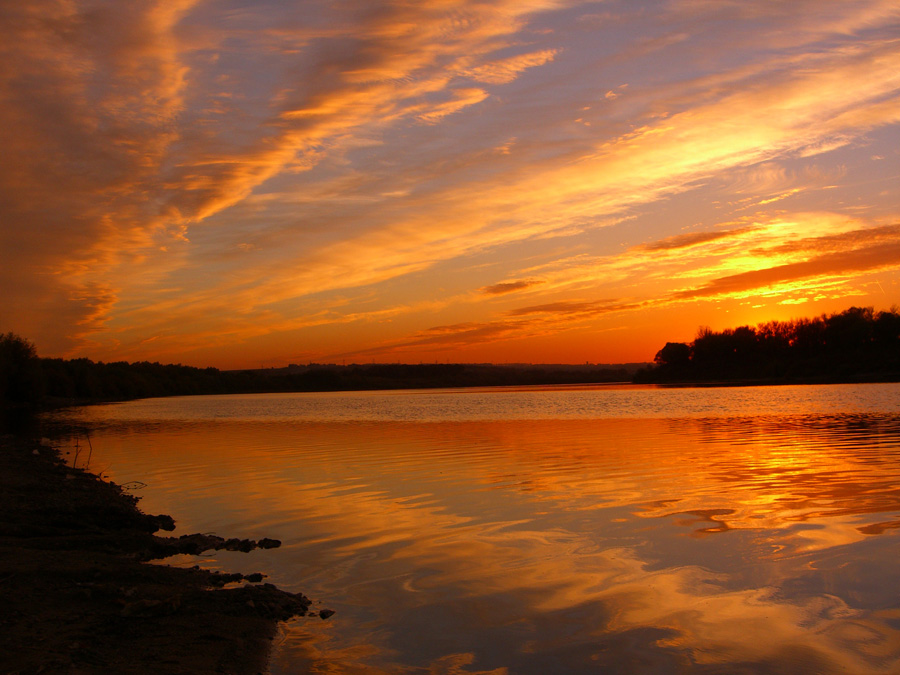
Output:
636,306,900,383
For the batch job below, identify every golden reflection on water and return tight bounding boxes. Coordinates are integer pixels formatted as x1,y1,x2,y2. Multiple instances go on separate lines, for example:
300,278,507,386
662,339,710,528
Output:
58,408,900,674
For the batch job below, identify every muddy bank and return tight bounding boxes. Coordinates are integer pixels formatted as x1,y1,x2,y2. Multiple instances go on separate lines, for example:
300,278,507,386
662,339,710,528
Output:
0,434,329,674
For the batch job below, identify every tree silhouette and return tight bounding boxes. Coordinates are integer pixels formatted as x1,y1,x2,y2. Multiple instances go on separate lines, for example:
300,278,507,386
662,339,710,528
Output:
637,307,900,383
0,332,43,416
653,342,691,379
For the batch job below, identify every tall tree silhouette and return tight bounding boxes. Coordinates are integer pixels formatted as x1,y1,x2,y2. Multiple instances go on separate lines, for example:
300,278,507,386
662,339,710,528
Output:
0,332,43,415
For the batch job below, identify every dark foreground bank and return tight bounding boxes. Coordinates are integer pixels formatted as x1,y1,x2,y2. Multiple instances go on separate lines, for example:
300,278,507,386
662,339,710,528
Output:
0,433,329,674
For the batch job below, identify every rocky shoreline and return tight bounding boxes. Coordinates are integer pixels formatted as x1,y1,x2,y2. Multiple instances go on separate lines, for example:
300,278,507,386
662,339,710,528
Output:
0,433,329,674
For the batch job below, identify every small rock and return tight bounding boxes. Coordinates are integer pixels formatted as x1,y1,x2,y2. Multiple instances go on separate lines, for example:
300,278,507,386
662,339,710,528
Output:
153,514,176,531
257,538,281,549
319,609,335,620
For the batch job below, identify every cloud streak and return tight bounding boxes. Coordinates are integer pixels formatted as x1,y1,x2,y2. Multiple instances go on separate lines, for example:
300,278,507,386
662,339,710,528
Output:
672,235,900,302
1,1,899,365
481,279,545,295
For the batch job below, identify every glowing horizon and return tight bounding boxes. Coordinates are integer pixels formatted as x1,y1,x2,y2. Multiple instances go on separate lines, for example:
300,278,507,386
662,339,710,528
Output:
2,1,898,369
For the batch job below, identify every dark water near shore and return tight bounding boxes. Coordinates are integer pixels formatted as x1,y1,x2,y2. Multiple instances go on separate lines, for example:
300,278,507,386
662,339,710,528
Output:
51,383,900,673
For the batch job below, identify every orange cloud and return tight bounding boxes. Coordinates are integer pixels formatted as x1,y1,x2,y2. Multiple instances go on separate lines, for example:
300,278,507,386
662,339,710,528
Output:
2,1,899,366
462,49,560,84
335,321,529,359
481,279,545,295
672,237,900,301
508,301,637,317
633,227,759,252
415,88,490,123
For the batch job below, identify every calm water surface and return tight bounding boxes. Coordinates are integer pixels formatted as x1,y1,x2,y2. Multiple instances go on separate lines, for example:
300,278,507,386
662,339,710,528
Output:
50,383,900,674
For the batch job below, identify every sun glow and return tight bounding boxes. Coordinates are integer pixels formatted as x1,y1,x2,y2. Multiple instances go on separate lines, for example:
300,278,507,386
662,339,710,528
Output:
1,1,898,367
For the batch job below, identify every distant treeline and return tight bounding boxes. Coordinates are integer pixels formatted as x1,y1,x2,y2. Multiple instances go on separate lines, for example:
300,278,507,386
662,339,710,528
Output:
7,305,895,420
41,360,639,401
635,306,900,383
248,362,640,393
0,332,641,420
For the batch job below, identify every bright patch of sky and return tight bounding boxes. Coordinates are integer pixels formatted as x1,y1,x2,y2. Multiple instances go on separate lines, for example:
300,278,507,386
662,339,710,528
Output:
1,0,898,367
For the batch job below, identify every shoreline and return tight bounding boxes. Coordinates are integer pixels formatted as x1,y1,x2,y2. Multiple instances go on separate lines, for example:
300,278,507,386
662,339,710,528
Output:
0,432,328,674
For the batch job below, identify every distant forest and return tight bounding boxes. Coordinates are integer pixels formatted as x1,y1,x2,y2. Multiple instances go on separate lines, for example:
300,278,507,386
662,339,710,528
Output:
3,305,898,422
636,306,900,383
0,331,640,418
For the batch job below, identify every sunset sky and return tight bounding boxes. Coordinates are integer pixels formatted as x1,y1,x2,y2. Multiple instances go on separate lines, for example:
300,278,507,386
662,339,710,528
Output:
2,1,899,369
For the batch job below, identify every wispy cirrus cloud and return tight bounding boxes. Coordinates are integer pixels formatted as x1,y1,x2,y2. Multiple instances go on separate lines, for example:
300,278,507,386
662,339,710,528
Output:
633,227,760,253
481,279,545,295
670,229,900,302
204,34,900,313
462,48,560,84
0,0,569,353
508,301,637,317
349,220,900,359
2,0,898,366
334,320,528,359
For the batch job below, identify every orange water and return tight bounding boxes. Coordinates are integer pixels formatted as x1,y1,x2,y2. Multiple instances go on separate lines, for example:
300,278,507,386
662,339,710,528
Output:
52,383,900,673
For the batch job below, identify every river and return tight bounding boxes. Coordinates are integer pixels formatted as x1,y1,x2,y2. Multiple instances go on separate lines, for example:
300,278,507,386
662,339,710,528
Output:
49,383,900,674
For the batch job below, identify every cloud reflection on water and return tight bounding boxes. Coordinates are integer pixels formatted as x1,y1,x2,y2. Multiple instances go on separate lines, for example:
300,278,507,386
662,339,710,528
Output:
56,395,900,673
